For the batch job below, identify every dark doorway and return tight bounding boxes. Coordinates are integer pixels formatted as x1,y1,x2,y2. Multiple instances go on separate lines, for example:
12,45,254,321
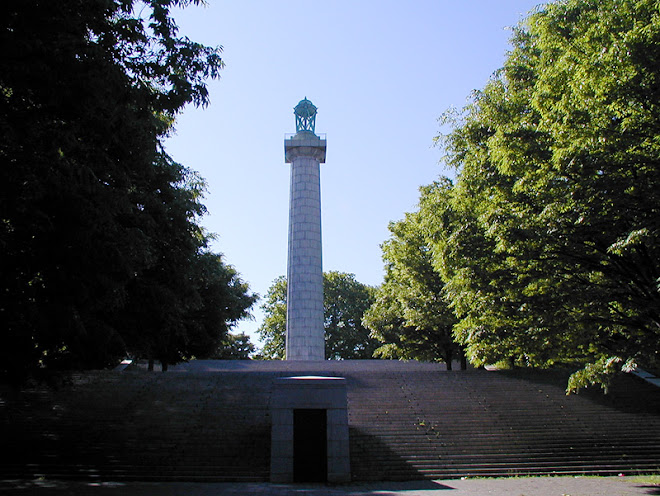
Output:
293,409,327,482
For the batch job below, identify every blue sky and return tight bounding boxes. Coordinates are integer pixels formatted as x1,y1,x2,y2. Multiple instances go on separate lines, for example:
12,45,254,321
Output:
164,0,543,345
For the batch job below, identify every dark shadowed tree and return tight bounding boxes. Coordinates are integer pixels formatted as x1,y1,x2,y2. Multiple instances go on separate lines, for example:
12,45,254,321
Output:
214,333,256,360
0,0,255,380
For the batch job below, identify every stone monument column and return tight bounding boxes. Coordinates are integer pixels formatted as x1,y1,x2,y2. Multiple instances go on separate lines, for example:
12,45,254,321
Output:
284,98,327,361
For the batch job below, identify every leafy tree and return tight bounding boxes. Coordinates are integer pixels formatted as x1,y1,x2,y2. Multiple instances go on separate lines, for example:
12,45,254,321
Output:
257,272,378,359
361,288,415,362
183,253,257,361
213,333,256,360
324,271,379,359
435,0,660,391
257,276,288,360
363,192,463,369
0,0,254,379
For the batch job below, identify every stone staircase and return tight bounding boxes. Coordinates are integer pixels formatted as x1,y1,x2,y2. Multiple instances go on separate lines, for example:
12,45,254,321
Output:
345,364,660,479
1,360,659,481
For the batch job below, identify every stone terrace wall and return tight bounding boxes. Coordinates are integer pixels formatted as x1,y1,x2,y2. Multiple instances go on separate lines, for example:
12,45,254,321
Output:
2,360,660,481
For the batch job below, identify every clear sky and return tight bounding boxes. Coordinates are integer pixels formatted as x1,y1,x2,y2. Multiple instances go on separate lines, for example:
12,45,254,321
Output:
164,0,543,346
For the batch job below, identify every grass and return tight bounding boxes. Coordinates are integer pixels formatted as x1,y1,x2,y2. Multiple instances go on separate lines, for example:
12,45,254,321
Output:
631,474,660,485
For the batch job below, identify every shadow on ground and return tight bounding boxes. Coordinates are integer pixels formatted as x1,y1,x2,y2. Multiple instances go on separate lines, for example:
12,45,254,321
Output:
0,480,456,495
637,485,660,495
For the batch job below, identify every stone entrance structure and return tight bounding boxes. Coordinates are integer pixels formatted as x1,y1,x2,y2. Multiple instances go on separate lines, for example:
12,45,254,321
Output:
270,376,350,483
284,98,327,361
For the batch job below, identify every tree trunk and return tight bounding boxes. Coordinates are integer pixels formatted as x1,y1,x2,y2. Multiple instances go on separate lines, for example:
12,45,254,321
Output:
444,349,453,371
460,348,468,370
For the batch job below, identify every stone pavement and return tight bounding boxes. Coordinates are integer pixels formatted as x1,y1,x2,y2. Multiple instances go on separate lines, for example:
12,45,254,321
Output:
1,476,659,495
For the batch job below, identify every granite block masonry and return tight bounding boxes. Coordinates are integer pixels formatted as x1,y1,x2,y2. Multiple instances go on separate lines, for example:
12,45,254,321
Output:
284,98,327,361
271,376,350,483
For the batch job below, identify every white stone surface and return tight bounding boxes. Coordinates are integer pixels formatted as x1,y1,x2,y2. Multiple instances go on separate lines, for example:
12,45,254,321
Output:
284,135,327,361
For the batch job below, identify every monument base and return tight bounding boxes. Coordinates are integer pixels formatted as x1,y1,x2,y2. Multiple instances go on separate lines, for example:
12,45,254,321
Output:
271,376,350,483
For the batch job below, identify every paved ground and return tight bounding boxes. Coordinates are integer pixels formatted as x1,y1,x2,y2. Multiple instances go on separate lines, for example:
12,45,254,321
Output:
2,476,659,496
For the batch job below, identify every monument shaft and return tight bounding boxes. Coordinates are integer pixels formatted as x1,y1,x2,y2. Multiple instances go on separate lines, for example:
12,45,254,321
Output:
284,99,326,360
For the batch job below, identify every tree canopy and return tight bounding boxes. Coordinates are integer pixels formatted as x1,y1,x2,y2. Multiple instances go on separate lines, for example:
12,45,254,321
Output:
256,276,288,360
1,0,255,379
363,0,659,390
324,271,379,360
428,0,660,390
257,272,378,360
363,185,463,369
213,333,256,360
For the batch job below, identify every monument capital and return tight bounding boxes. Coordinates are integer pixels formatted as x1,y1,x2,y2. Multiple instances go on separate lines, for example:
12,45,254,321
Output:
284,137,327,164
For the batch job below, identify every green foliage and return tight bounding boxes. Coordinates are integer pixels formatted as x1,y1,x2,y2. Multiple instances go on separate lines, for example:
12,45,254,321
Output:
181,252,257,361
257,276,287,360
257,272,378,360
214,333,256,360
433,0,660,390
566,356,637,394
0,0,255,379
324,271,379,360
363,194,462,368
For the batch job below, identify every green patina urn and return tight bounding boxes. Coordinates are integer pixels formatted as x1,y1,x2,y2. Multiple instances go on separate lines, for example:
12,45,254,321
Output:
294,97,317,134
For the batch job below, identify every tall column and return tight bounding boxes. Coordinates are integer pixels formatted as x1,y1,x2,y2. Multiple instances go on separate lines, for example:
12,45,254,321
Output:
284,98,326,361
